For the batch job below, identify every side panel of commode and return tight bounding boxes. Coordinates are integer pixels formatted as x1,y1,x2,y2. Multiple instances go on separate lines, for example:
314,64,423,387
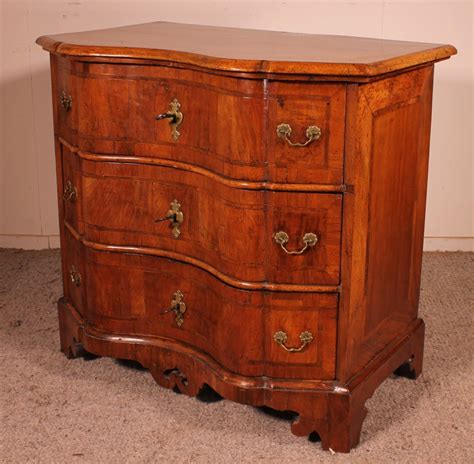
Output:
338,66,434,382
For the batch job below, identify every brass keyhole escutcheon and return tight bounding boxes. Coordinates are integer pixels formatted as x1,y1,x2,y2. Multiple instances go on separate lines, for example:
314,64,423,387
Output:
160,290,187,327
155,98,183,141
69,265,81,287
60,91,72,112
63,180,77,203
155,199,184,239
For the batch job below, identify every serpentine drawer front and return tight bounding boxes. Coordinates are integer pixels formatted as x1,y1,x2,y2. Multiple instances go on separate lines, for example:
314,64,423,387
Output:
37,22,455,453
57,61,345,184
80,243,338,380
60,144,342,285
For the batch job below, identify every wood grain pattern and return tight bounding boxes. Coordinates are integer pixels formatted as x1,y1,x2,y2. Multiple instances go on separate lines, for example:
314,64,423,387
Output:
62,147,342,285
267,81,345,184
264,292,337,379
62,227,339,379
338,66,433,382
63,219,85,314
54,60,346,183
39,23,454,453
75,62,265,181
36,22,456,78
75,146,346,193
61,144,83,234
65,220,339,294
51,55,77,144
59,297,425,452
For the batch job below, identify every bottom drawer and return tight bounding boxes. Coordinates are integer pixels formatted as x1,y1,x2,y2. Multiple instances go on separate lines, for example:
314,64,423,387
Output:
265,292,337,379
73,243,337,379
63,229,85,315
85,249,265,377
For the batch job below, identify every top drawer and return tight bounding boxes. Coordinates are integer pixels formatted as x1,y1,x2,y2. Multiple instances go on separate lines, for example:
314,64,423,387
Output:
52,56,77,143
56,61,345,185
267,81,345,185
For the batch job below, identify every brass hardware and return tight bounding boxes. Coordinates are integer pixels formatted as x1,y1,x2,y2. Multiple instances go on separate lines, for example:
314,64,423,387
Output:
273,231,318,255
63,180,77,203
155,98,183,141
276,123,321,147
273,330,314,352
155,199,184,239
160,290,186,327
69,265,81,287
60,91,72,112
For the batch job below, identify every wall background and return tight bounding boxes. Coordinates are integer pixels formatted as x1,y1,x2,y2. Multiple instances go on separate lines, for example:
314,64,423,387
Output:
0,0,472,250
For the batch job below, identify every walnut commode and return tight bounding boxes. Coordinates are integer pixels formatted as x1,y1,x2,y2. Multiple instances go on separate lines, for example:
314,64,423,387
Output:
37,22,456,453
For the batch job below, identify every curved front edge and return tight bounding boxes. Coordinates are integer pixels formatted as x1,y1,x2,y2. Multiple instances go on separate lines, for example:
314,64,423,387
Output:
72,232,338,380
58,298,337,393
59,139,342,287
58,298,424,453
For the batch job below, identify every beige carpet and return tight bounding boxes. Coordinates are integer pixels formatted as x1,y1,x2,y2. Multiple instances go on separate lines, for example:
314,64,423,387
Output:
0,250,472,463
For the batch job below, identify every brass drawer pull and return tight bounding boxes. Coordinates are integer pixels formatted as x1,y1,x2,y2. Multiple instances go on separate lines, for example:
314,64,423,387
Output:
63,180,77,202
273,330,313,352
276,123,321,147
273,231,318,255
160,290,186,327
155,199,184,239
155,98,183,141
69,265,81,287
60,91,72,112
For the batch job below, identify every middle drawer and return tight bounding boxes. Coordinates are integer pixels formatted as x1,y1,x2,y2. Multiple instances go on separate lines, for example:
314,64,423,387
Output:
71,154,342,286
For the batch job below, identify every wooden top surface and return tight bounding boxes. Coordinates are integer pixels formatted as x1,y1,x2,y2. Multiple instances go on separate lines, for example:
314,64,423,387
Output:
36,21,456,77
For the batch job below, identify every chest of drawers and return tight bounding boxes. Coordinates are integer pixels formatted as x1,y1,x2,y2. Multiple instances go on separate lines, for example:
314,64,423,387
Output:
37,22,455,453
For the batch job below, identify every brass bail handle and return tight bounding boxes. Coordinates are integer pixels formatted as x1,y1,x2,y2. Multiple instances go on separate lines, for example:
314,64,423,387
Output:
273,231,318,255
273,330,314,352
155,199,184,239
160,290,186,327
276,123,321,147
155,98,183,141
